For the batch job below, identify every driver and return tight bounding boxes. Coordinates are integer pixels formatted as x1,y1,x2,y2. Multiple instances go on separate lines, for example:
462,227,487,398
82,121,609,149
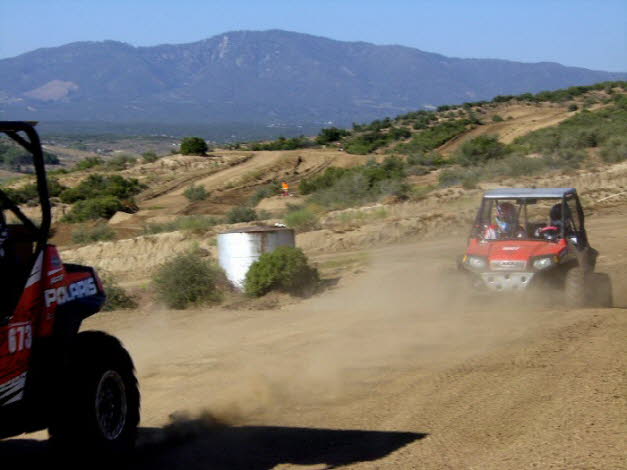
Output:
483,202,526,239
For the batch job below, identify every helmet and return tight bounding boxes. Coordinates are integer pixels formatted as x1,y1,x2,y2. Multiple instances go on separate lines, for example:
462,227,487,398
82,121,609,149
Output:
496,202,516,232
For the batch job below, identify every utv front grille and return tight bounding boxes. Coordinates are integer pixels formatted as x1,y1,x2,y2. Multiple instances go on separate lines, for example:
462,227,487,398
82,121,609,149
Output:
490,260,526,271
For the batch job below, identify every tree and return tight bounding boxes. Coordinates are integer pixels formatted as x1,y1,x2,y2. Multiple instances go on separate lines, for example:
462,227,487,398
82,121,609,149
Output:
180,137,209,156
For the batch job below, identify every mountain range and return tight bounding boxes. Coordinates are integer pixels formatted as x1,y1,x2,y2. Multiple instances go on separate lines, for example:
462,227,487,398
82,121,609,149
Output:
1,29,625,133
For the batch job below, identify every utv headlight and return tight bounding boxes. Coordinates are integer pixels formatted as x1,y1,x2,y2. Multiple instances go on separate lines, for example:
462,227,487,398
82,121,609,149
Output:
466,255,487,270
532,256,555,270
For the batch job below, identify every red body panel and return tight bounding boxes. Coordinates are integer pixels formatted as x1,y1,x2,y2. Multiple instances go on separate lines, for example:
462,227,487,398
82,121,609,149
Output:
465,238,568,261
0,245,97,406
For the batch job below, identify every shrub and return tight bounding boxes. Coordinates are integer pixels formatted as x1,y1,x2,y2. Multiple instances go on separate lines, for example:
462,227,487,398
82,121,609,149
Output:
63,196,125,222
568,103,579,112
227,206,257,223
180,137,209,155
244,246,318,297
74,156,103,171
300,167,350,195
152,251,222,309
100,272,137,311
142,151,159,163
249,182,281,206
284,208,319,232
395,119,470,154
72,224,116,244
59,174,144,204
456,135,507,166
250,136,310,151
600,137,627,163
492,114,504,122
183,184,208,202
316,127,350,145
4,177,66,204
105,154,136,170
438,167,480,188
143,215,221,235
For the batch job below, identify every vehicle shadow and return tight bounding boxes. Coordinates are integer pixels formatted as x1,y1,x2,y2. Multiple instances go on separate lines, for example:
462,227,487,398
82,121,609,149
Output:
0,419,427,469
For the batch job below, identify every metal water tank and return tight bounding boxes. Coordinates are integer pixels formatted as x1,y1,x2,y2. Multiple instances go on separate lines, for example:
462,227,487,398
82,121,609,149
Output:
217,226,296,290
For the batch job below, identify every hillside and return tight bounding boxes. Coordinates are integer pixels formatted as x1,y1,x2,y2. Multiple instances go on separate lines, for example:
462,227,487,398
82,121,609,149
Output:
3,82,616,279
1,30,626,131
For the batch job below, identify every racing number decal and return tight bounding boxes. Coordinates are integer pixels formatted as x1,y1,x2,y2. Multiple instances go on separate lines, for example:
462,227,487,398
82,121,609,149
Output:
8,323,32,354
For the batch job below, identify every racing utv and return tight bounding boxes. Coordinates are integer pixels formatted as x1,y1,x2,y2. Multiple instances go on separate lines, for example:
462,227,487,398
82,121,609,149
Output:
0,122,139,452
459,188,612,307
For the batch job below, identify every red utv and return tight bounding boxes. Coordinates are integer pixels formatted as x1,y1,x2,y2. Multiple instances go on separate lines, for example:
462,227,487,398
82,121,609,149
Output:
0,122,139,453
459,188,612,307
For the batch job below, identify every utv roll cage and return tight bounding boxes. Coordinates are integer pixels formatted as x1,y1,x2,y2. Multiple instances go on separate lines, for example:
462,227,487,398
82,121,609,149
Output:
471,188,588,247
0,121,51,251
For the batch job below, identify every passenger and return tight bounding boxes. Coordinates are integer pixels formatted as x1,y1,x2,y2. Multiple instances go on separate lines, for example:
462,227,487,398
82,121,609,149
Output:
540,203,577,243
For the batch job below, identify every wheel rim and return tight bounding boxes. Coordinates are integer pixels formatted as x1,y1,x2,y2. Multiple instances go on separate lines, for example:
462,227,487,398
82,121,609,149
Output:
95,370,127,441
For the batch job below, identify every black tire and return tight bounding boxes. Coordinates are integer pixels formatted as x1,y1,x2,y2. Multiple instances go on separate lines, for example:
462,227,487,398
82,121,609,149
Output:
588,273,613,308
49,331,140,455
564,266,587,308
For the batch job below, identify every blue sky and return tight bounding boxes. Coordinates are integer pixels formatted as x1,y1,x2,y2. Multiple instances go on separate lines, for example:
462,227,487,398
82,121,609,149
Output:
1,0,626,71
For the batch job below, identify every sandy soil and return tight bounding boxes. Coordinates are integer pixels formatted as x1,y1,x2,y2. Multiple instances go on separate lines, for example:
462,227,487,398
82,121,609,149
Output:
4,204,625,469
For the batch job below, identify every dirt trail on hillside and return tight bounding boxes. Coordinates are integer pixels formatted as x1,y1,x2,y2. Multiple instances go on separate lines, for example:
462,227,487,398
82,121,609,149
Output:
139,149,355,217
439,104,570,155
5,208,626,468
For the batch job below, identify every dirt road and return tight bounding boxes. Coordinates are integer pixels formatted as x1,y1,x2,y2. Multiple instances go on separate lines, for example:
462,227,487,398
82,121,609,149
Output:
3,211,626,468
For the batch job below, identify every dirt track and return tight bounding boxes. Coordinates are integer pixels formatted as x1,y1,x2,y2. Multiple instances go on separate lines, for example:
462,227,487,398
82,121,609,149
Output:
3,209,626,468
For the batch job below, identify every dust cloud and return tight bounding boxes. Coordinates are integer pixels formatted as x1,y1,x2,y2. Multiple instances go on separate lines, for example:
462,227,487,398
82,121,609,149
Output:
111,237,558,431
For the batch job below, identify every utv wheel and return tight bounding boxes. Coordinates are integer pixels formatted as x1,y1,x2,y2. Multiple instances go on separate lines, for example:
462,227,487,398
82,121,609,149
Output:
49,331,140,455
588,273,613,308
564,266,587,308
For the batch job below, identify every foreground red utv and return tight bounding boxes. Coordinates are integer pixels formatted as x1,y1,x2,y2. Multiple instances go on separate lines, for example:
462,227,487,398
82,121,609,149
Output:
0,122,139,452
459,188,612,307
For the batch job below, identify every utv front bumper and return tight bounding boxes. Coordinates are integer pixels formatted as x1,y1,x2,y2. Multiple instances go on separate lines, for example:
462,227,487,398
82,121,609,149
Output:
479,272,535,291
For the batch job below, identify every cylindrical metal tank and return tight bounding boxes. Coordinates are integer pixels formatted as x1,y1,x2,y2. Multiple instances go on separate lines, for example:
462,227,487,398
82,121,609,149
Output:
217,226,296,290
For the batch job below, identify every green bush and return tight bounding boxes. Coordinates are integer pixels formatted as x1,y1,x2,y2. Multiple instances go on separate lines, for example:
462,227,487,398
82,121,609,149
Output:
152,251,222,309
74,156,103,171
438,167,480,188
456,135,507,166
143,215,221,235
105,154,136,170
568,103,579,112
244,246,318,297
492,114,504,122
304,157,407,209
395,119,470,154
250,136,310,151
249,182,281,206
59,174,144,204
142,151,159,163
600,137,627,163
63,196,125,222
300,167,350,195
180,137,209,155
100,272,137,311
316,127,350,145
284,208,319,232
4,177,66,204
72,224,116,244
183,184,208,202
227,206,257,223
